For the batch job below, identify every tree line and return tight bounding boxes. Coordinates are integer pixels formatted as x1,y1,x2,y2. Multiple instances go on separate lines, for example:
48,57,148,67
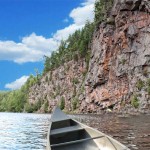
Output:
0,75,38,112
43,0,114,74
43,21,95,74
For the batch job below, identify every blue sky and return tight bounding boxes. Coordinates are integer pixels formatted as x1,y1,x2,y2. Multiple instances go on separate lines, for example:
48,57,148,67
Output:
0,0,95,90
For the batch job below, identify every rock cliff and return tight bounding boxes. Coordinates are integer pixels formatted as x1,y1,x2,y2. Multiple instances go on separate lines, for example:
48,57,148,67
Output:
29,0,150,113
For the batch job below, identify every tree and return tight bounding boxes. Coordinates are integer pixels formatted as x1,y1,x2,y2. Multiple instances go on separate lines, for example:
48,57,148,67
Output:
94,0,114,26
59,97,65,110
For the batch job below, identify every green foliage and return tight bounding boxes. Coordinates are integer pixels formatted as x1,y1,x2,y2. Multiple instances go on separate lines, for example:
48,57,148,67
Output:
94,0,114,27
143,69,148,77
43,22,94,74
81,85,85,93
24,100,42,113
73,86,77,97
45,76,49,82
120,59,126,65
72,97,79,110
49,71,52,81
147,78,150,86
73,53,79,61
136,79,144,91
106,17,115,25
56,85,61,95
64,65,69,71
0,91,10,111
25,75,37,89
44,100,49,113
131,95,139,108
121,100,126,107
85,51,91,70
146,79,150,95
49,85,61,99
50,92,56,99
43,40,67,73
24,103,34,113
147,87,150,95
43,1,114,74
72,78,79,85
0,89,27,112
34,100,42,111
0,74,41,112
59,97,65,110
82,70,87,77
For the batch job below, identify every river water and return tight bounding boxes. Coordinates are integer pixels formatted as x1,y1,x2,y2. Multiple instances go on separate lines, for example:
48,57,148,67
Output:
0,113,149,150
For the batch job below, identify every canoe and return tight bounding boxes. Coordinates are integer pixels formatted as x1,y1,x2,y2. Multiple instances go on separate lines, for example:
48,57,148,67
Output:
47,107,129,150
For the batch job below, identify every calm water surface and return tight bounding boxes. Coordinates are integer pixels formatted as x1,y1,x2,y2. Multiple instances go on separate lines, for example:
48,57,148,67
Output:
0,113,149,150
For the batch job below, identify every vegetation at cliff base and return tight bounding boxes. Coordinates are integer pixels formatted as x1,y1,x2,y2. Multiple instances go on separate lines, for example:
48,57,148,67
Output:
146,79,150,95
136,79,144,91
131,95,139,108
59,97,65,110
0,75,41,112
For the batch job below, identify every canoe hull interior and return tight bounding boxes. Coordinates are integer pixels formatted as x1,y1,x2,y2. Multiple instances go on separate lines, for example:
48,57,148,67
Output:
51,140,100,150
47,108,129,150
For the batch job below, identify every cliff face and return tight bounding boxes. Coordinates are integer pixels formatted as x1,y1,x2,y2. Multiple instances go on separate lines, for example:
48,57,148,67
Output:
29,60,87,112
84,0,150,113
29,0,150,113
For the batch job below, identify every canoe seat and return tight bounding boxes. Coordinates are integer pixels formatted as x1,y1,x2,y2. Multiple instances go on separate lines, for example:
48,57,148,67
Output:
51,135,105,147
50,125,83,136
51,119,78,130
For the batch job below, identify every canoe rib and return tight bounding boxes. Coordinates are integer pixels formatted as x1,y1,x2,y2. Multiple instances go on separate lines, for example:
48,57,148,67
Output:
51,135,105,147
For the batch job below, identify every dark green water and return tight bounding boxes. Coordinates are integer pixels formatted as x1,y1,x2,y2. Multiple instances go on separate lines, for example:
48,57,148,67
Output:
0,113,149,150
73,114,150,150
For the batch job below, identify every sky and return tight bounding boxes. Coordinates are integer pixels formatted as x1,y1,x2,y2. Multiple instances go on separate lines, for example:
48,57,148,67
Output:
0,0,96,91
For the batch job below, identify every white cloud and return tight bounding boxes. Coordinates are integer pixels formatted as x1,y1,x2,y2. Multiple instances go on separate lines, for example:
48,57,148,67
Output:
53,24,84,41
5,76,29,90
0,0,96,64
70,1,95,25
0,33,58,63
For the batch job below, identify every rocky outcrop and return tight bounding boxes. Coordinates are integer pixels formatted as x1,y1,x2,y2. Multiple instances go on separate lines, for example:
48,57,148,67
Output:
29,60,87,112
28,0,150,113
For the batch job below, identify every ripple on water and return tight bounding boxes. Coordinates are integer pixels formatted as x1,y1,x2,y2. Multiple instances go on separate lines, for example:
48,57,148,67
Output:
72,114,150,150
0,113,51,150
0,113,150,150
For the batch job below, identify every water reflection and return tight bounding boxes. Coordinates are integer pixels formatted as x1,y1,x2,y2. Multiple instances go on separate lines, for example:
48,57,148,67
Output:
0,113,50,150
72,114,150,150
0,113,149,150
